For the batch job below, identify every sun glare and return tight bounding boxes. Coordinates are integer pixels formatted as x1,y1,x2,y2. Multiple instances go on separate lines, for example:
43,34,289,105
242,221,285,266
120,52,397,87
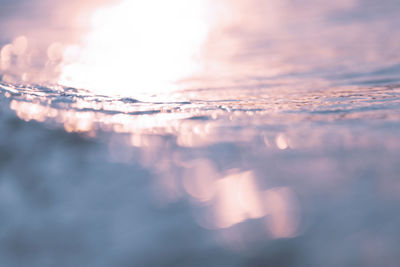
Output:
59,0,210,97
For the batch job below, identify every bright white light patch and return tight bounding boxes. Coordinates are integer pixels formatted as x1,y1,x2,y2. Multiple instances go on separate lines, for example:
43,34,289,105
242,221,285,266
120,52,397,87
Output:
59,0,210,96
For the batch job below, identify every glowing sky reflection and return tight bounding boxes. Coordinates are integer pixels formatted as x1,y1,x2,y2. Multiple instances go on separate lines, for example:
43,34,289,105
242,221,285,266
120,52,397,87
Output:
59,0,210,96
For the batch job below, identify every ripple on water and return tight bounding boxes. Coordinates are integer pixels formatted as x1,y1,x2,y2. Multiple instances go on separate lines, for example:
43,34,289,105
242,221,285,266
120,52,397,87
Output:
1,81,400,266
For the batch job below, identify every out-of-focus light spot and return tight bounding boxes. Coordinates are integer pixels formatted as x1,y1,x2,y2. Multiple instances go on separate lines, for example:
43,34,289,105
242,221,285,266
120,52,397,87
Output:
130,134,152,148
263,134,271,147
1,44,13,70
10,100,57,123
62,111,94,133
177,122,214,147
213,170,265,228
182,159,217,202
47,42,64,61
21,73,29,82
0,60,10,71
8,99,99,135
12,36,28,56
276,133,289,150
264,187,300,239
2,74,15,83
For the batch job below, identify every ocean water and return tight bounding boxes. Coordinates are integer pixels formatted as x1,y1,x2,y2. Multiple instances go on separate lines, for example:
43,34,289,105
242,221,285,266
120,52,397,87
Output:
1,0,400,266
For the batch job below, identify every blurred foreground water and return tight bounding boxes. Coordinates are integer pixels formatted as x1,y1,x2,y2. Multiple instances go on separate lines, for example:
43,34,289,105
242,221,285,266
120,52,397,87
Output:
1,0,400,266
1,81,400,266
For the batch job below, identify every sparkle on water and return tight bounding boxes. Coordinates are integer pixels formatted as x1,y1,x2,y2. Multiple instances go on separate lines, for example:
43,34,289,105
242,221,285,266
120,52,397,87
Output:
1,0,400,266
59,0,210,96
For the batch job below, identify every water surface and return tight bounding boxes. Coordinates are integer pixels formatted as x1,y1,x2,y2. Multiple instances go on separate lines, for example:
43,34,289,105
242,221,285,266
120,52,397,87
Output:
0,0,400,266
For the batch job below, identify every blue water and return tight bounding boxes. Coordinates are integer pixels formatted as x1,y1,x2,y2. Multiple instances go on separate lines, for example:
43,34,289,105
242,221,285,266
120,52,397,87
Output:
1,0,400,266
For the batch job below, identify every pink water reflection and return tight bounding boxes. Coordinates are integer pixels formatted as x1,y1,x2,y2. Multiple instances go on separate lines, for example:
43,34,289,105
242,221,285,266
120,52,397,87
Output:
1,0,400,93
1,0,400,264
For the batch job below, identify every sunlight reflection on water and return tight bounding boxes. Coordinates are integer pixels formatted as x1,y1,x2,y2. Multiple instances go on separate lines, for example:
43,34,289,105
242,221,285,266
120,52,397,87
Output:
2,81,400,235
1,0,400,266
2,81,400,266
